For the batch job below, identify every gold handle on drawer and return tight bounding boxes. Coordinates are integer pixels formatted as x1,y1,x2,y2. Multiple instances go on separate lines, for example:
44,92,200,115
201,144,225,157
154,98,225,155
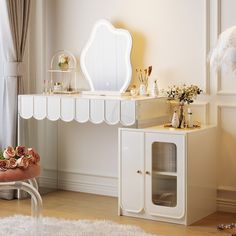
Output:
145,171,151,175
137,170,142,174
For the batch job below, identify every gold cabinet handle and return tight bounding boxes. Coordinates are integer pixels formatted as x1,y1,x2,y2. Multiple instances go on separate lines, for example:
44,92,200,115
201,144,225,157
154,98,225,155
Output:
137,170,142,174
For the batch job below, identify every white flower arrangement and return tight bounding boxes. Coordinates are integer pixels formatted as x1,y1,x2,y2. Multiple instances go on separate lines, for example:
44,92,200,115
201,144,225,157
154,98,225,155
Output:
58,54,70,70
166,84,202,104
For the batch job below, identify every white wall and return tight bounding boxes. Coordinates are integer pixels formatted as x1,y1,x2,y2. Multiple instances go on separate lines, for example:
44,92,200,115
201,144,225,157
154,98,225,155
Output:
28,0,236,212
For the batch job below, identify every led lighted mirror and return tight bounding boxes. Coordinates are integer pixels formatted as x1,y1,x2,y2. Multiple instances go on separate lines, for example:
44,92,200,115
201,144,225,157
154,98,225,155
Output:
80,19,132,95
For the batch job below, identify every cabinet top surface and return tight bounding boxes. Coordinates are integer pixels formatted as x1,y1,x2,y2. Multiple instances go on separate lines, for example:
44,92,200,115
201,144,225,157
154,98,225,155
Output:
18,94,166,101
121,124,217,134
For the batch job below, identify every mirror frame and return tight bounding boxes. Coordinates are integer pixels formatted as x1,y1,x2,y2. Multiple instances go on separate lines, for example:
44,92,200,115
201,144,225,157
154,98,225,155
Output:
80,19,132,95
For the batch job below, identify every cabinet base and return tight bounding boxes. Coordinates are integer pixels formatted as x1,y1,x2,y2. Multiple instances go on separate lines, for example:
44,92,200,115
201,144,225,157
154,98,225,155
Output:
119,208,187,225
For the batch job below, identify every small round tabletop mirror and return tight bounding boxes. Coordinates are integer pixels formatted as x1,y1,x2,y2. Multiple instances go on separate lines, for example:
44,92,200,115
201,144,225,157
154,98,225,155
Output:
80,19,132,95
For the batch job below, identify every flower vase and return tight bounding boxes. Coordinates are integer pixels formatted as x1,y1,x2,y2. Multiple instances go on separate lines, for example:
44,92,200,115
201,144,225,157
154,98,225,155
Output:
178,102,185,128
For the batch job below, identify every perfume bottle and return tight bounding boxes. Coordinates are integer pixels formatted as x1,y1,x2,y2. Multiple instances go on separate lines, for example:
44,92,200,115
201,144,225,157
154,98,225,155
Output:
187,108,193,128
53,82,62,92
139,83,147,96
150,80,159,97
171,110,179,128
43,80,48,94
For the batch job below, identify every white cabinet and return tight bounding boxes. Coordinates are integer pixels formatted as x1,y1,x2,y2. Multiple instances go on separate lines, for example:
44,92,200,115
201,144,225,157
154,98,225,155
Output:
119,125,217,225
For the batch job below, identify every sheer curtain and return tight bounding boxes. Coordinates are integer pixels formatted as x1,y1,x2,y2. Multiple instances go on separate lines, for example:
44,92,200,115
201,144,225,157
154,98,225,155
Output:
0,0,31,199
0,0,31,149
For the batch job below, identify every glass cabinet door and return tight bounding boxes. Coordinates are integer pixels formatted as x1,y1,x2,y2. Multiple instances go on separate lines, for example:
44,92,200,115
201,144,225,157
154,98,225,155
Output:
152,142,177,207
145,132,185,219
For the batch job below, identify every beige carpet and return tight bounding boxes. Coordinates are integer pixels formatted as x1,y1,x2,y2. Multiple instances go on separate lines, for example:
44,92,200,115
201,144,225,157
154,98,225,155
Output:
0,215,156,236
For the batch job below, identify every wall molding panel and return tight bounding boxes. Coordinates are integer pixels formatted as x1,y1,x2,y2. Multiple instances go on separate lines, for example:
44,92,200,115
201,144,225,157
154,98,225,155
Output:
217,104,236,124
191,102,209,125
204,0,211,94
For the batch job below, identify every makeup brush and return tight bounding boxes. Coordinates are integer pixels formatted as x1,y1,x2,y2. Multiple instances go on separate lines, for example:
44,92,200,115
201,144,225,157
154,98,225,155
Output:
148,66,152,77
140,69,143,83
144,69,148,85
136,69,141,82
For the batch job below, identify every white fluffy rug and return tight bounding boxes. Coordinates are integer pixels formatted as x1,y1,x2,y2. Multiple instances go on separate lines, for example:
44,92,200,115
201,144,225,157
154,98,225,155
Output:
0,215,156,236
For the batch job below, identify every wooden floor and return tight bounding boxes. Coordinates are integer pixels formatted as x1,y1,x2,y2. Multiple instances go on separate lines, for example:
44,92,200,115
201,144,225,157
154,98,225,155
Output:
0,190,236,236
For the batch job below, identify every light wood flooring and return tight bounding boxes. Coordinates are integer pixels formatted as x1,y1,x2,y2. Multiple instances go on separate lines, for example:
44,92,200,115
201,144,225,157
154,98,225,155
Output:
0,190,236,236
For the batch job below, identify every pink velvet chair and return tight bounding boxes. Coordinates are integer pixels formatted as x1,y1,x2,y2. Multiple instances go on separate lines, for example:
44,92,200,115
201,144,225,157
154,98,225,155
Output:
0,165,42,234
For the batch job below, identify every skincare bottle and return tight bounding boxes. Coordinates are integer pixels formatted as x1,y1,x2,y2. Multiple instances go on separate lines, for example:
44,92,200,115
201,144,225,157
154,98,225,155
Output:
150,80,159,97
139,83,147,96
187,108,193,128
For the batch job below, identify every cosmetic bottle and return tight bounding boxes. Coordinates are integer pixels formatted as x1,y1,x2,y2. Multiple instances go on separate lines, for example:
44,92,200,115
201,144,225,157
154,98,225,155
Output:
187,108,193,128
171,110,179,128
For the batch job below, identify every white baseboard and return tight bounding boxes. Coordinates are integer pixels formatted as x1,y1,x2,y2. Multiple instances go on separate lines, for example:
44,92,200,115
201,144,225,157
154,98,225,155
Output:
217,187,236,213
217,198,236,213
39,176,57,189
58,178,117,197
39,170,118,197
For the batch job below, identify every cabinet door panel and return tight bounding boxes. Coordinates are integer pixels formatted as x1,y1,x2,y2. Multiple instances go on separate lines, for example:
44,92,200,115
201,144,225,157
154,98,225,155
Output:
120,130,144,213
47,96,60,121
90,99,104,123
120,100,136,126
34,96,46,120
105,100,120,125
19,95,33,119
61,97,75,122
75,98,89,123
145,132,185,219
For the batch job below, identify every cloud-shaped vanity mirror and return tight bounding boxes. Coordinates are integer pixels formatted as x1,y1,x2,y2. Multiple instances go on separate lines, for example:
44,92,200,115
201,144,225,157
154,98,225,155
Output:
80,19,132,95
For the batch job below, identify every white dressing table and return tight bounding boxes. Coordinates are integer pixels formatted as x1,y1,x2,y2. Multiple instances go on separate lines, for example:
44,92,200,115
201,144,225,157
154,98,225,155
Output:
18,20,170,196
18,94,169,195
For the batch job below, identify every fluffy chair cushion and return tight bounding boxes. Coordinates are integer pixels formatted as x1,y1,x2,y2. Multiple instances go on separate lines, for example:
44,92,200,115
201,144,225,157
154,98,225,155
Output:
0,165,40,182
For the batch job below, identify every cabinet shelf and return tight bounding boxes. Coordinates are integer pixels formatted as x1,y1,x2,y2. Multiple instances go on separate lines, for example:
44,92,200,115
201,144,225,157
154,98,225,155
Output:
153,171,177,177
48,69,75,73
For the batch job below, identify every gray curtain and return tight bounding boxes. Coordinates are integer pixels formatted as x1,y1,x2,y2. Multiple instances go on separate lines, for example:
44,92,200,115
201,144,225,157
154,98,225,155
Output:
0,0,31,199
